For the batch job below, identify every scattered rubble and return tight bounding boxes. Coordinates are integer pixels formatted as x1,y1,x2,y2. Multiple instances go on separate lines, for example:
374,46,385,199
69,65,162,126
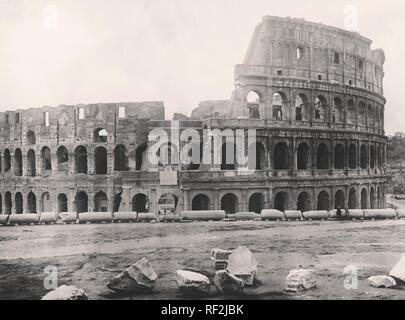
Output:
176,270,211,297
226,246,257,286
210,248,232,270
107,257,158,293
368,275,396,288
285,269,317,292
41,285,88,300
214,270,244,294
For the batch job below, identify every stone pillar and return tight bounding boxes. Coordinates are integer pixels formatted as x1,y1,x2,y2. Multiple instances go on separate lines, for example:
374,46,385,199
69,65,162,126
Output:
214,189,220,210
87,191,94,212
183,189,190,212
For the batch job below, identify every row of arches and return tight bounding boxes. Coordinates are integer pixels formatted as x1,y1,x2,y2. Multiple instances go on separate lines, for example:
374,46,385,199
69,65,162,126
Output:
246,90,384,128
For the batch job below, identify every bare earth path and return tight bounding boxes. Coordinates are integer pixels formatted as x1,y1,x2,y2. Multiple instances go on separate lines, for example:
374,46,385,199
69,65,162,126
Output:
1,219,405,300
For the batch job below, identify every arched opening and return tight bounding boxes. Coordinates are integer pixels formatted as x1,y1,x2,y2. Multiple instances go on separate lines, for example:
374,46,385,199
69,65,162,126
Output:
317,143,329,169
348,188,358,209
14,148,23,176
221,193,238,214
377,146,382,168
370,187,376,209
132,194,148,213
347,100,356,125
56,146,69,171
317,191,330,210
358,101,367,127
41,147,52,172
247,91,261,119
187,141,202,171
367,105,374,127
158,143,179,166
114,145,128,171
221,142,236,170
332,97,344,123
94,146,107,174
75,191,88,213
314,96,327,121
249,193,264,214
26,130,36,145
297,143,310,170
94,191,108,212
5,192,12,214
248,142,266,170
360,145,368,169
335,190,345,209
94,128,108,143
349,144,357,169
135,143,148,171
370,146,376,169
192,194,211,211
75,146,88,174
295,94,309,121
158,193,178,215
361,189,368,209
27,192,37,213
58,194,68,213
27,149,36,177
272,92,287,120
4,149,11,172
41,192,52,212
274,142,289,170
274,192,288,212
297,192,311,212
15,192,23,214
334,144,345,169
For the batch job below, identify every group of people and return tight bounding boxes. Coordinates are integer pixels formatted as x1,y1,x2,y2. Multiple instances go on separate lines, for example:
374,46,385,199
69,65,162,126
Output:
336,206,350,221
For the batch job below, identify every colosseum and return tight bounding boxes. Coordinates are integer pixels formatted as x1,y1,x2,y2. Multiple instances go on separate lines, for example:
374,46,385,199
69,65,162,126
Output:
0,16,388,218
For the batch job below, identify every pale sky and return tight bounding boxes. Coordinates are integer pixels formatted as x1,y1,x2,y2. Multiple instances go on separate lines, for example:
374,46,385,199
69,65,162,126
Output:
0,0,403,134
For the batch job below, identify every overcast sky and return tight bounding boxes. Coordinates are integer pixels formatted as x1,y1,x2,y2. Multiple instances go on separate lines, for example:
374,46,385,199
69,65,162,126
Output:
0,0,403,134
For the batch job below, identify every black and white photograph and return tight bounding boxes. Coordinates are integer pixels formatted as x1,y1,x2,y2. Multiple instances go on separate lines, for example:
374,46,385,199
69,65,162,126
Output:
0,0,404,306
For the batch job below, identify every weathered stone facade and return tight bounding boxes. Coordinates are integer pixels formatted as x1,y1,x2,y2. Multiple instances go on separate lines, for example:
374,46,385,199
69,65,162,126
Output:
0,16,388,216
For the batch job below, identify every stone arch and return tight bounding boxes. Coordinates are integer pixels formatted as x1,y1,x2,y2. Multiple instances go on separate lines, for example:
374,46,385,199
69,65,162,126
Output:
274,142,289,170
246,91,262,119
94,191,108,212
348,188,358,209
27,192,37,213
132,193,148,213
114,144,129,171
221,142,236,170
360,145,368,169
41,146,52,171
192,194,211,211
248,142,266,170
4,149,11,172
41,192,52,212
358,101,367,127
15,192,23,214
295,93,309,121
317,143,329,169
314,95,328,121
333,97,344,123
347,99,356,125
94,146,107,174
135,143,148,171
5,192,12,214
297,143,310,170
361,188,368,209
274,191,288,212
297,192,311,212
158,193,179,215
335,190,345,209
334,144,345,169
27,149,36,177
272,91,288,120
348,143,357,169
14,148,23,176
56,146,69,171
94,128,108,143
58,193,68,213
367,104,374,127
26,130,36,145
158,142,179,166
317,191,330,210
370,145,376,169
221,193,239,214
370,187,376,209
75,191,88,213
249,193,264,214
75,146,88,174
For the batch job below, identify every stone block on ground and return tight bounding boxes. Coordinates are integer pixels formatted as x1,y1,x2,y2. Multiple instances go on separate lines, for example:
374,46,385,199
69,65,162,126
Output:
285,210,303,220
368,275,396,288
176,270,211,297
348,209,364,219
58,212,78,223
181,210,226,221
261,209,284,221
39,212,59,224
41,285,88,300
389,255,405,283
137,213,159,222
235,212,261,221
364,209,396,220
0,214,9,226
107,257,158,292
302,211,329,220
226,246,257,286
78,212,113,224
113,212,138,222
159,215,182,223
285,269,317,292
9,214,39,225
214,270,244,294
211,248,232,271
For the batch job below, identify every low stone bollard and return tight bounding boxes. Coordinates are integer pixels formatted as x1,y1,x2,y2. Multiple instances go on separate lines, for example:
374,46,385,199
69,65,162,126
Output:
113,212,138,223
261,209,284,221
9,214,39,225
0,214,9,226
285,210,302,220
363,209,396,220
39,212,59,224
302,211,329,220
42,285,88,300
58,212,78,224
348,209,364,219
180,210,226,221
78,212,113,224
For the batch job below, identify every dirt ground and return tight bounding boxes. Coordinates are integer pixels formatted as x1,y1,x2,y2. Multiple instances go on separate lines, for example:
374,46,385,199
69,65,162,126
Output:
1,219,405,300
